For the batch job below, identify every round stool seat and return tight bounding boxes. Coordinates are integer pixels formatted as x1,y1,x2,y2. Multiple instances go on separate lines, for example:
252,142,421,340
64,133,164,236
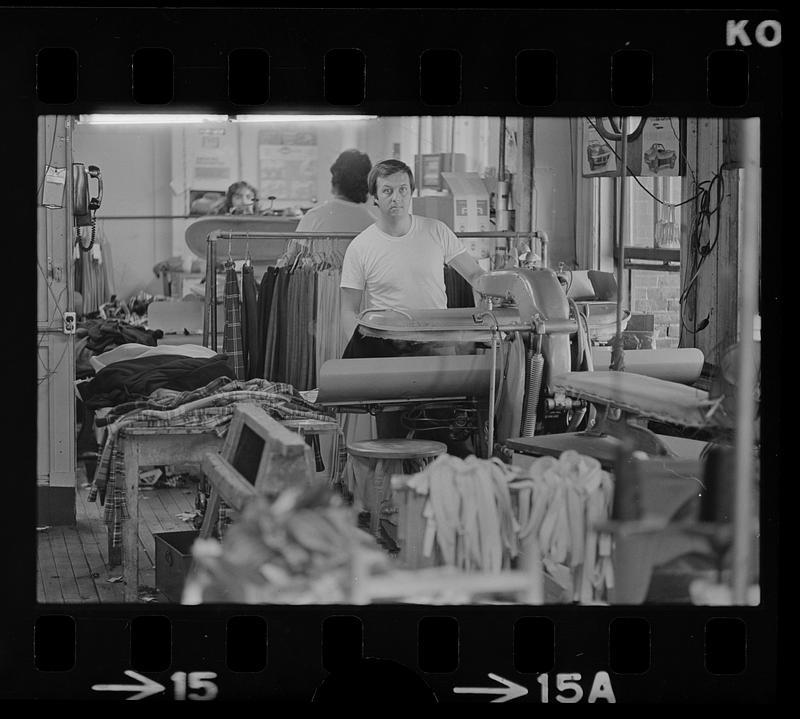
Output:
347,439,447,460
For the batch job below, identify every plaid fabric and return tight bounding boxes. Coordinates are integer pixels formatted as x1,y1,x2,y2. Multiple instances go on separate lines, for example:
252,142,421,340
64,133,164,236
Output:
223,264,245,380
217,499,233,539
88,376,336,547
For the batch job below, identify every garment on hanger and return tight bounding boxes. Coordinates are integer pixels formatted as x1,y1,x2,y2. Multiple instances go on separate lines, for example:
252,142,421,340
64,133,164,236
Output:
222,262,245,380
253,266,278,380
74,228,115,316
263,267,289,382
240,262,260,379
315,267,342,386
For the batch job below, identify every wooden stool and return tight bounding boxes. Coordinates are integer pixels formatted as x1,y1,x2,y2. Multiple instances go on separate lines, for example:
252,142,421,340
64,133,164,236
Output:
346,439,447,539
282,419,341,484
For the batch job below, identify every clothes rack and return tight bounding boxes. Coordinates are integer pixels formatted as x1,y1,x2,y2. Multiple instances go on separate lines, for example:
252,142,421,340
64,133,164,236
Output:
203,231,357,350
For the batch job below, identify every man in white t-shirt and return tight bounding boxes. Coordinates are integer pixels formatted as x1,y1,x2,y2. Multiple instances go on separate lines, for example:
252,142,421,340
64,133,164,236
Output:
339,159,486,448
340,159,485,358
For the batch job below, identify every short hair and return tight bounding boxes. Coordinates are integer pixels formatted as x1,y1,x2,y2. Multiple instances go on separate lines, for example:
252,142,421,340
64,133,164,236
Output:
367,159,415,197
330,149,372,203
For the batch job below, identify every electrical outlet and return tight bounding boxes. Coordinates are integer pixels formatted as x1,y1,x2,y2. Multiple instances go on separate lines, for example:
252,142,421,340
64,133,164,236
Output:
63,312,76,334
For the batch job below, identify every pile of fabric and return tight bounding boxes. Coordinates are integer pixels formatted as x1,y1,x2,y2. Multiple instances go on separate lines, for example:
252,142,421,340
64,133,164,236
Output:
74,320,163,380
87,373,338,549
77,352,232,409
396,450,615,604
183,484,389,604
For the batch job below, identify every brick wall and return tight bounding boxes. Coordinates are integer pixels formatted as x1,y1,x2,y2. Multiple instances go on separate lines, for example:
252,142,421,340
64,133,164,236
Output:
630,270,680,348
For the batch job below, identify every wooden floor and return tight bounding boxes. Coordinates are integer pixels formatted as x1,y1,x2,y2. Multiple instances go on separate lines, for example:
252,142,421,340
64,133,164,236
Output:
37,464,197,604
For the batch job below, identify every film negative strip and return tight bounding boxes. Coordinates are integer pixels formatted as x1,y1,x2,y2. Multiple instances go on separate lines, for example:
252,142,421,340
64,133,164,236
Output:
5,7,782,703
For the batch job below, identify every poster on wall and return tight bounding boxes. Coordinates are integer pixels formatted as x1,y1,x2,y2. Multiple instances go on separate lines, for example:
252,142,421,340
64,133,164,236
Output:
582,117,617,176
639,117,680,176
189,128,235,186
257,129,318,202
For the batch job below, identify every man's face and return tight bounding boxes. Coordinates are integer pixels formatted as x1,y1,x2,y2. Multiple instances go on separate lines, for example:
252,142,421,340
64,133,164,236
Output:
373,171,412,220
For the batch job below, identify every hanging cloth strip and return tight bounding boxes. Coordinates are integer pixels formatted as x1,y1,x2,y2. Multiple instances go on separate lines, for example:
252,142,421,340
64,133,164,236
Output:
399,451,614,601
403,454,520,574
222,262,245,380
512,451,614,603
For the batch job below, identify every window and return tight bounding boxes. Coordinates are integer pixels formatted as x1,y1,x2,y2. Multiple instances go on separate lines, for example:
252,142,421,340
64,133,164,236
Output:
625,176,683,348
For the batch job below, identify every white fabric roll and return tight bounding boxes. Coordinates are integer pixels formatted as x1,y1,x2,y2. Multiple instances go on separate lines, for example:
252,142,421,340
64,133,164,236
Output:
590,347,704,385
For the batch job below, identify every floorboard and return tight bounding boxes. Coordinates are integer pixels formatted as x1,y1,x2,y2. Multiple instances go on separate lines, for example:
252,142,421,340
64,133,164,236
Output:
56,526,100,603
37,530,65,604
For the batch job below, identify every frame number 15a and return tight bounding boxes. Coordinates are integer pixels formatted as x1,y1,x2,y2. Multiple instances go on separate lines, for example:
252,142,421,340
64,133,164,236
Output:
539,672,616,703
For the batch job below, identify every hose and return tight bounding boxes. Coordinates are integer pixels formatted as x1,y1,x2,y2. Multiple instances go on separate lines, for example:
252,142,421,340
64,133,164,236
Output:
488,329,498,456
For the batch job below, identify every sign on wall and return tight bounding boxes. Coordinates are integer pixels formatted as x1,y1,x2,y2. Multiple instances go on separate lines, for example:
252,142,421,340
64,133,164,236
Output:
189,128,235,186
639,118,680,177
257,129,318,202
581,117,683,178
582,118,618,176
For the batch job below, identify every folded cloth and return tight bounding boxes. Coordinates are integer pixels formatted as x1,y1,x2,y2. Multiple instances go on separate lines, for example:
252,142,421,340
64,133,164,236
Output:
78,353,234,409
82,318,162,353
89,342,218,373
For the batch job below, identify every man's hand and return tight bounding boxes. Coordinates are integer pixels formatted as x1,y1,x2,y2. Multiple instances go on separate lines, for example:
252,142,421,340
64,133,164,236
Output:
340,287,363,354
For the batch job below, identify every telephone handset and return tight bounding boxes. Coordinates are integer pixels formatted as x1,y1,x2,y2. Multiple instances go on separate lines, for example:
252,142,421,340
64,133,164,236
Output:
73,163,103,251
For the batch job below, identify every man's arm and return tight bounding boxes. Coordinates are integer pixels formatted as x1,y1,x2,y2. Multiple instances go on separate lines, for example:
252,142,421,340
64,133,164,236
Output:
447,250,487,287
340,287,363,352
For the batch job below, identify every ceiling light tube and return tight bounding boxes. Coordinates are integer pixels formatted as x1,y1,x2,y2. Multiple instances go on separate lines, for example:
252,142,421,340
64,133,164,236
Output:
231,114,378,123
78,114,229,125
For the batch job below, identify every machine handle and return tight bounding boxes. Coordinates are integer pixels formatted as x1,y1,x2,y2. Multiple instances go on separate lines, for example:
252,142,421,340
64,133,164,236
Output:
358,307,414,322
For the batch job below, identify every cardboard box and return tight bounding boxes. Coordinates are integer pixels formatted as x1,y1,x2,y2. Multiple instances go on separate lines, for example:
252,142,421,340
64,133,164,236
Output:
154,530,198,602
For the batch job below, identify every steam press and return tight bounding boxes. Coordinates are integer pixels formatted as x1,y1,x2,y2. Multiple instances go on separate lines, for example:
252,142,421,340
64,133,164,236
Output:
317,266,579,455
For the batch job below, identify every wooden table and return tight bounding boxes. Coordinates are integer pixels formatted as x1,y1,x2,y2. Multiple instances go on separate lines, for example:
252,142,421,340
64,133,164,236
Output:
118,418,339,602
120,426,224,602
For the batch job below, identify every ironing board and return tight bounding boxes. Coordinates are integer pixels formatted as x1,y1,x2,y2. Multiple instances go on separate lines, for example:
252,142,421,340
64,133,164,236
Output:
551,371,715,428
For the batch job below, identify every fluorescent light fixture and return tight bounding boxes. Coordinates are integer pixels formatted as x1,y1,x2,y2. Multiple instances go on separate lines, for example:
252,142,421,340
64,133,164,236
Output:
231,114,378,123
78,114,229,125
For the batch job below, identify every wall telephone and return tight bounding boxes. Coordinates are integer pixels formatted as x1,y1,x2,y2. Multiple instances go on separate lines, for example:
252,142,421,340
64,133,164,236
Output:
73,163,103,251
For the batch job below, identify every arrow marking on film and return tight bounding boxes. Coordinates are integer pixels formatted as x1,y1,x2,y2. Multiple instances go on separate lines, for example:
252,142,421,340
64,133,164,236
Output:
91,670,165,700
453,673,528,703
